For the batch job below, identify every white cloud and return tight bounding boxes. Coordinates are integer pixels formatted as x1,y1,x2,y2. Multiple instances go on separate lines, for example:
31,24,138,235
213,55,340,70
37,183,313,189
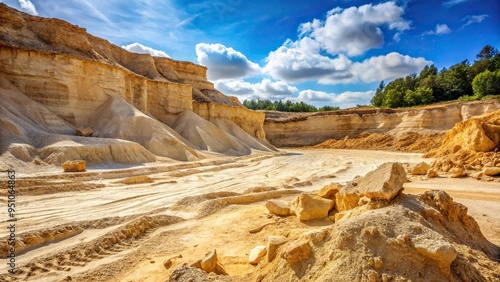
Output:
196,43,261,81
215,79,298,100
121,43,170,57
18,0,37,15
265,44,430,85
424,24,452,35
264,38,354,83
289,90,375,108
350,52,431,84
299,2,411,56
461,14,489,28
442,0,470,8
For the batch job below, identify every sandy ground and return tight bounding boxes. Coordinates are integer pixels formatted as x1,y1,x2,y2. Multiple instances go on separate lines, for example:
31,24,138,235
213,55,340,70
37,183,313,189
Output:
0,149,498,281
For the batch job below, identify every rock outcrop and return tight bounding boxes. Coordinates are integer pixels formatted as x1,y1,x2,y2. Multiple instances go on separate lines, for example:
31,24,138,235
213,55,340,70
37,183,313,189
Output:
255,171,500,282
425,111,500,178
264,101,500,147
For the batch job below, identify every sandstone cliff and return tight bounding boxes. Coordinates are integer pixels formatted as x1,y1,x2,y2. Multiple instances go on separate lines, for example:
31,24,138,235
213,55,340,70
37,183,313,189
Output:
0,4,273,167
264,100,500,147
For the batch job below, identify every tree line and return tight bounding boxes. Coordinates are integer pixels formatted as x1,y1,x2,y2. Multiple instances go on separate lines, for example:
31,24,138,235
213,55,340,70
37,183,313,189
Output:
371,45,500,108
242,99,339,112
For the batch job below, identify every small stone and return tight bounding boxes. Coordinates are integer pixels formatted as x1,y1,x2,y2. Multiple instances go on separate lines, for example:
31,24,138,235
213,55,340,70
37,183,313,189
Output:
215,263,228,275
366,270,380,282
410,162,430,175
267,236,287,262
200,250,217,273
291,193,335,221
248,245,267,265
76,127,93,137
150,260,155,264
61,160,86,172
426,169,439,179
448,168,465,178
483,167,500,176
317,183,341,199
265,200,291,216
163,259,172,269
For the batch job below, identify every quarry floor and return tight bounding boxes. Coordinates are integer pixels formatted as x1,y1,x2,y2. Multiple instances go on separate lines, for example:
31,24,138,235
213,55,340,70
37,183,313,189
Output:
1,149,499,281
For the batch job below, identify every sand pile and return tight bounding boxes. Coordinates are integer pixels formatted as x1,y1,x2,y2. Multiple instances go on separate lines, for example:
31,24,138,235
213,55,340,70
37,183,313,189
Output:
0,78,156,168
313,132,444,153
425,111,500,179
240,163,500,282
173,110,253,156
90,95,200,161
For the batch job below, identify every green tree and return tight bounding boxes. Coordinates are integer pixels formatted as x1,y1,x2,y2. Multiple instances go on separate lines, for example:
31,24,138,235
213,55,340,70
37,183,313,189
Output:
370,81,385,107
404,86,434,106
472,70,500,97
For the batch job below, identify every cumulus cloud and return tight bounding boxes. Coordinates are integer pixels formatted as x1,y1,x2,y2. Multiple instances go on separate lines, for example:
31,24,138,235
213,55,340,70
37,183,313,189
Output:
215,79,298,100
264,38,353,83
263,2,428,85
423,24,452,35
265,45,430,85
461,14,489,28
196,43,261,81
18,0,38,15
121,43,170,57
290,90,375,108
299,2,411,56
350,52,431,84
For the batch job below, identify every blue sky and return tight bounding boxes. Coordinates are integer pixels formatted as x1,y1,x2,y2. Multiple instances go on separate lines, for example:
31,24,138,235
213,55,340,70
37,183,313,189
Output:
2,0,499,108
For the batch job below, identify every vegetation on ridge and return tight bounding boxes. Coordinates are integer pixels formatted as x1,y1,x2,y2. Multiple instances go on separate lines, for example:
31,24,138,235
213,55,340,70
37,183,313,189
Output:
371,45,500,108
242,99,340,112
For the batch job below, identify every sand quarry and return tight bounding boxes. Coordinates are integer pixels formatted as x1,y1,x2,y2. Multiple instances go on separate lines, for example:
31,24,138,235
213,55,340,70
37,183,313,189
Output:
0,147,500,281
0,4,500,281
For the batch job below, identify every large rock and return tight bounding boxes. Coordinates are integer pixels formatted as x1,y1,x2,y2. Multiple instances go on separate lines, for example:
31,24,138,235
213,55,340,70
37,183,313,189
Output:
248,245,267,265
265,200,291,216
317,183,341,199
61,160,86,172
335,163,407,212
410,162,430,175
291,193,335,221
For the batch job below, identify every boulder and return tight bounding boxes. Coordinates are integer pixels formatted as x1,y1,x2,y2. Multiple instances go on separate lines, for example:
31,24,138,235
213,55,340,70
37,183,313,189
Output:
61,160,86,172
483,167,500,176
76,127,93,137
427,169,439,179
283,241,312,265
291,193,335,221
335,163,406,212
410,162,430,175
265,200,291,216
317,183,341,199
200,249,217,273
267,236,287,262
248,245,267,265
448,168,465,178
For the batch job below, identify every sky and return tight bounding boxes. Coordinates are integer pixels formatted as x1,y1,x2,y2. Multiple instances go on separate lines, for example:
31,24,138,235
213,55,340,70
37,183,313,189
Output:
2,0,499,108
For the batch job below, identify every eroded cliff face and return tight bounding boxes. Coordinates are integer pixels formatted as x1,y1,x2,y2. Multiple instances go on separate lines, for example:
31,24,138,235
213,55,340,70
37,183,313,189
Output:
0,3,262,133
264,100,500,147
0,4,271,166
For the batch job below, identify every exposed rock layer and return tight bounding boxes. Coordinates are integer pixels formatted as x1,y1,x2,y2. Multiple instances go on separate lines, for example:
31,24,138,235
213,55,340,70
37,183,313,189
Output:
264,101,500,147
